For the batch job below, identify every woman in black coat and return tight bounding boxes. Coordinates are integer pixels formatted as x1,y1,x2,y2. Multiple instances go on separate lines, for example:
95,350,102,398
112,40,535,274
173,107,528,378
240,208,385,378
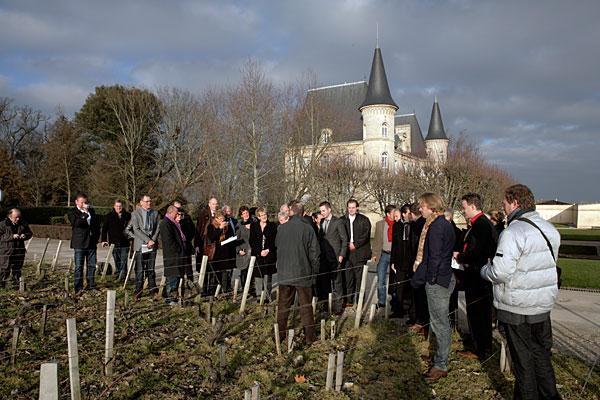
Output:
249,207,277,299
205,210,236,294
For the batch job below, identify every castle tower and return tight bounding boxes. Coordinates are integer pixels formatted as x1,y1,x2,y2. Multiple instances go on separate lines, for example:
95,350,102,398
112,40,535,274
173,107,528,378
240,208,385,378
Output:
359,47,398,170
425,97,449,163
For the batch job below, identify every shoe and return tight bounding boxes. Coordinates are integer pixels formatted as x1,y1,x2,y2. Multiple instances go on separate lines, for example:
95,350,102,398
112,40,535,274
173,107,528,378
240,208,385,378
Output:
457,350,479,360
423,367,448,382
377,303,385,309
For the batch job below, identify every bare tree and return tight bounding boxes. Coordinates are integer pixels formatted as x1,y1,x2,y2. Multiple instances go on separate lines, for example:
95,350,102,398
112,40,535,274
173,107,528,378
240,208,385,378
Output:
156,87,213,205
102,87,162,208
0,98,45,158
45,114,90,205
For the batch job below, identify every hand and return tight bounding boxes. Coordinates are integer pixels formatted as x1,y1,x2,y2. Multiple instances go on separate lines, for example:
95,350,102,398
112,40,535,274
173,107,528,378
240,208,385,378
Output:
391,264,397,274
239,250,246,256
453,251,459,260
147,240,155,249
102,242,109,247
12,234,20,239
338,255,343,264
349,243,356,252
19,234,26,239
260,249,269,257
372,256,377,263
220,221,227,229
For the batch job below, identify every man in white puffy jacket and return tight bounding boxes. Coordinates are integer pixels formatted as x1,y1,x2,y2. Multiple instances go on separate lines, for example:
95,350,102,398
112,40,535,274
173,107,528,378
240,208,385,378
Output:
481,184,561,400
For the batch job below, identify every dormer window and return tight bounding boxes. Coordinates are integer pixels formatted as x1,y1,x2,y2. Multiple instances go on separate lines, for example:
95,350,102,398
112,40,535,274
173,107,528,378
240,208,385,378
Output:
381,152,388,168
381,122,388,138
321,128,332,144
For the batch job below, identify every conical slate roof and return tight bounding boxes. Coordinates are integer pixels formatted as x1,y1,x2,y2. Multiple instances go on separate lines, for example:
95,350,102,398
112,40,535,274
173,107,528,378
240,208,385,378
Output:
426,98,448,140
359,47,398,110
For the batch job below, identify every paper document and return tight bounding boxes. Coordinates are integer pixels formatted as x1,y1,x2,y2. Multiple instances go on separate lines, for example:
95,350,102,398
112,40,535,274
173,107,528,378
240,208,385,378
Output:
141,244,152,254
221,235,238,246
451,259,464,271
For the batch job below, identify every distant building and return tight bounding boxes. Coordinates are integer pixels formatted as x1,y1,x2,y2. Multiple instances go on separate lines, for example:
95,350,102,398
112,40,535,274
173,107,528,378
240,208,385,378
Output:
291,46,449,174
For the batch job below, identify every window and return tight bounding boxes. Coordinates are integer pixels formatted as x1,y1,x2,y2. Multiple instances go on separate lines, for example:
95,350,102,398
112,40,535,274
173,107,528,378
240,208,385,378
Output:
381,122,388,138
321,128,332,144
381,152,388,169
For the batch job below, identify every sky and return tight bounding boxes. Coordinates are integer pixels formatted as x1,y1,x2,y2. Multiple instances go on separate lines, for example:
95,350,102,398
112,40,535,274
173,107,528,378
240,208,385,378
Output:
1,0,599,202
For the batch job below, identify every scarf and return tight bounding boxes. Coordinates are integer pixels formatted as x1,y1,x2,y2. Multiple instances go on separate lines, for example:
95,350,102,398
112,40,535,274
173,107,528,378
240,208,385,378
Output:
413,212,443,272
385,215,394,242
507,207,534,225
166,214,186,244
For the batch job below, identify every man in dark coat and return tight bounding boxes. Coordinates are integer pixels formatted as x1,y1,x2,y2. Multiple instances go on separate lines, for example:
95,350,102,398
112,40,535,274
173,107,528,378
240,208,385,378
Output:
455,193,498,359
160,205,186,305
101,199,131,280
390,204,413,318
68,192,101,293
173,201,195,283
318,201,348,312
0,208,33,288
275,202,320,345
408,203,429,332
342,199,371,305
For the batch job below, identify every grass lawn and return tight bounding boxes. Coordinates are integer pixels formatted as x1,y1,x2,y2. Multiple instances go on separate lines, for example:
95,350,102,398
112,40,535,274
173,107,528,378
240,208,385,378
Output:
558,258,600,289
558,228,600,242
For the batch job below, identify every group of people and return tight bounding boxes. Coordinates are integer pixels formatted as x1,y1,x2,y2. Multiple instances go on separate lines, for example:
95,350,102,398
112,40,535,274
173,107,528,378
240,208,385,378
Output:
0,182,562,399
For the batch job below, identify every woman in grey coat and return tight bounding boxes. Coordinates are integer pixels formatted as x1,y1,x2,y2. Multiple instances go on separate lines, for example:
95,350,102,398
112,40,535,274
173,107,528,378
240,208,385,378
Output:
235,206,253,291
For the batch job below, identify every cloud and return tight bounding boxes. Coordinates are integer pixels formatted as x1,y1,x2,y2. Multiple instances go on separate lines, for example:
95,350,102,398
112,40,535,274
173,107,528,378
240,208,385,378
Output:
0,0,599,201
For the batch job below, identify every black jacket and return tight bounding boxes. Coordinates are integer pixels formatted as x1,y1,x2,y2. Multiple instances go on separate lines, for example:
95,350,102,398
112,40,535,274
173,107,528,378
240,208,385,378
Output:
159,217,186,278
275,215,320,288
390,220,412,273
68,207,101,249
456,214,498,289
249,220,277,276
412,215,456,288
206,223,236,271
101,209,131,247
179,214,195,256
343,213,372,265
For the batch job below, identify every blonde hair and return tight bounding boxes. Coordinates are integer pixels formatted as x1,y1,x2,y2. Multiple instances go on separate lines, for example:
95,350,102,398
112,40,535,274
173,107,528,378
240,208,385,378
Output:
256,207,267,217
418,192,445,213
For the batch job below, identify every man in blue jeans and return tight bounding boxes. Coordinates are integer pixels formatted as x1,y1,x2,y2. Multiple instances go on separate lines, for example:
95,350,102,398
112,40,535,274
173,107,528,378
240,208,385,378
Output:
412,193,456,382
372,204,396,308
68,193,101,293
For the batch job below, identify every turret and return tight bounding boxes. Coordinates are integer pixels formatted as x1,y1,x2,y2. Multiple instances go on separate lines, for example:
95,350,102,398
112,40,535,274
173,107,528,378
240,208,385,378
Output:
425,97,449,163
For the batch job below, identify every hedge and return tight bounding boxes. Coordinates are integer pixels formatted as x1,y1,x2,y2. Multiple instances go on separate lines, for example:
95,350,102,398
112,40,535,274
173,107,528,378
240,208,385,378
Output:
20,206,112,225
29,224,72,240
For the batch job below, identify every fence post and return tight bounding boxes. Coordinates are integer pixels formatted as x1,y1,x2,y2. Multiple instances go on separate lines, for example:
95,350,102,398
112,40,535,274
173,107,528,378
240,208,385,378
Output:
198,255,208,293
40,305,48,336
244,390,251,400
328,293,333,315
354,265,369,329
206,296,213,322
233,278,240,302
68,258,73,273
273,323,282,355
105,290,116,376
330,320,336,340
325,352,335,390
239,256,256,314
320,319,326,341
219,344,226,369
251,383,260,400
101,244,115,280
259,290,265,306
66,318,81,400
39,362,58,400
214,284,221,298
122,252,136,290
158,276,167,298
25,238,32,251
51,240,63,272
312,296,317,318
10,326,20,365
19,276,25,293
37,237,50,276
287,329,294,353
335,351,344,392
384,271,390,320
368,304,376,324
